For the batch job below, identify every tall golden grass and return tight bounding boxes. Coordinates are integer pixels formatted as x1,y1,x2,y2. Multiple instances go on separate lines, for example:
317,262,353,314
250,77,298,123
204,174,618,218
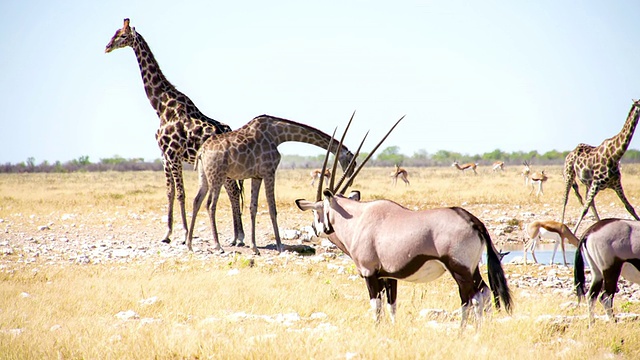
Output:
2,165,640,358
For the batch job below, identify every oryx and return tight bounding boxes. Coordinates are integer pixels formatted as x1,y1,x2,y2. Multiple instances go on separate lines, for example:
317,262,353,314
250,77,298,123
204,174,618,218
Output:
574,218,640,326
295,117,512,332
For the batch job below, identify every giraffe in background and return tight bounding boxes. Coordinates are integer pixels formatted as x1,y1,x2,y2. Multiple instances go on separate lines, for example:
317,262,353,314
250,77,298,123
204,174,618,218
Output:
561,99,640,233
105,18,244,246
187,115,355,255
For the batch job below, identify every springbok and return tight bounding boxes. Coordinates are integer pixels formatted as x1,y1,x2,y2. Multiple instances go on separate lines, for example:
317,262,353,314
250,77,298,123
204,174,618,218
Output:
524,220,580,266
492,161,504,172
452,160,478,175
187,115,355,255
390,164,410,186
522,161,531,186
295,117,512,332
310,169,331,187
574,218,640,325
529,170,548,196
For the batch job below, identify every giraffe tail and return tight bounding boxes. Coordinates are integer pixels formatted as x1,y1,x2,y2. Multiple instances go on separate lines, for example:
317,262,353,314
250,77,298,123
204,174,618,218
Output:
194,152,202,172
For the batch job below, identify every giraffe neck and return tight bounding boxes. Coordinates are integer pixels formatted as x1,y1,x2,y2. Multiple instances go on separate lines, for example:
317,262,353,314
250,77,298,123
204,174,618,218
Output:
605,103,640,160
130,32,176,116
254,116,350,162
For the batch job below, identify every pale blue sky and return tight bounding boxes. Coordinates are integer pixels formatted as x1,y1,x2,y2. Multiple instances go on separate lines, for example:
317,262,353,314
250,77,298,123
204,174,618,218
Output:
2,1,640,164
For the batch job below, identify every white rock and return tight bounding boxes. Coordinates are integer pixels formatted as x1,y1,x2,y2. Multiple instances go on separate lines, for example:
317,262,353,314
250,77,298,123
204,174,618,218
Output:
115,310,139,320
139,296,159,306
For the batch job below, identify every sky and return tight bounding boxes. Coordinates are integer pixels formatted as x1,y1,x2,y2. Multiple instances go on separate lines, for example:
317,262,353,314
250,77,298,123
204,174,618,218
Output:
2,1,640,164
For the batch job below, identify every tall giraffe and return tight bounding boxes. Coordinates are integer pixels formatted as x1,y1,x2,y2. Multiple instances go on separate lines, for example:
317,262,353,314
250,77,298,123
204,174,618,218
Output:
187,115,355,255
561,99,640,233
105,18,244,245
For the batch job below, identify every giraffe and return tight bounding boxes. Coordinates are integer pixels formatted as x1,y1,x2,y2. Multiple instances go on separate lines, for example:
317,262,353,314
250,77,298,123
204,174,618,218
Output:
390,164,410,186
105,18,244,246
187,115,355,255
561,99,640,233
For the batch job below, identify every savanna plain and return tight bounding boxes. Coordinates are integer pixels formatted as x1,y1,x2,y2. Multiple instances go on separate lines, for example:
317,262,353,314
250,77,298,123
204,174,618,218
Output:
2,165,640,359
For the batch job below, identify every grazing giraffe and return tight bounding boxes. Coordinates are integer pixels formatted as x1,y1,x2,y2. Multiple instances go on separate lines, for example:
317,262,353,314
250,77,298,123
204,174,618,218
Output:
452,160,478,175
390,164,410,186
561,99,640,233
187,115,355,255
105,18,244,246
310,169,331,187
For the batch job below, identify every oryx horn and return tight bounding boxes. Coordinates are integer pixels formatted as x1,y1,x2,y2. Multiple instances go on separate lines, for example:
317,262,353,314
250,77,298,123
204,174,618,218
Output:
316,128,337,201
329,111,356,192
338,115,405,195
333,131,369,193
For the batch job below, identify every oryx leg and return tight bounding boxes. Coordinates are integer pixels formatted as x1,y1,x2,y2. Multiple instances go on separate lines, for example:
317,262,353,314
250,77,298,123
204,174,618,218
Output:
587,267,604,326
365,276,383,323
601,262,623,322
473,269,492,315
450,267,478,332
382,278,398,323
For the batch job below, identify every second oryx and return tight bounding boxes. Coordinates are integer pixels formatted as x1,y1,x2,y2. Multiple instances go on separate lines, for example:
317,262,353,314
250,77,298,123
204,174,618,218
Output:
295,116,512,332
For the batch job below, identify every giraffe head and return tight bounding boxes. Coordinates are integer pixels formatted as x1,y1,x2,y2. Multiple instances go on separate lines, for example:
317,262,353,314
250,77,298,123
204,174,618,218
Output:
105,18,136,53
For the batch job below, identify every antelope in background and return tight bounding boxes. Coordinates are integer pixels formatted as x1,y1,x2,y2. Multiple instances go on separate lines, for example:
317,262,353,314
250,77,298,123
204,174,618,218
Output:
529,169,548,196
522,161,531,186
295,117,512,332
390,164,410,186
574,219,640,326
492,161,504,172
310,169,331,187
452,160,478,175
524,220,579,266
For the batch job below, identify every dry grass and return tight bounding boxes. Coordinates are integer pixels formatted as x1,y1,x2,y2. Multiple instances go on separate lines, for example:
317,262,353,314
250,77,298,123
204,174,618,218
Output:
2,165,640,359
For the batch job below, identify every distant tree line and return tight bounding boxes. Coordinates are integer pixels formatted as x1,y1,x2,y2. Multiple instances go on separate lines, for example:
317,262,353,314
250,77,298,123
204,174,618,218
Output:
3,148,640,173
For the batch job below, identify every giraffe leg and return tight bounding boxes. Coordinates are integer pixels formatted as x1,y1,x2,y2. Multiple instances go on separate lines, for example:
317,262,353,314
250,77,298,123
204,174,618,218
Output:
573,183,601,234
161,161,176,244
169,162,190,243
612,182,640,220
263,175,283,253
205,180,224,253
186,166,209,251
560,164,577,224
248,178,262,255
224,179,246,247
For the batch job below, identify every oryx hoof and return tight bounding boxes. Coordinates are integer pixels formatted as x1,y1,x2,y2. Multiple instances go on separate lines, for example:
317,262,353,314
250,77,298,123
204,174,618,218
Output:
252,247,260,256
161,238,171,244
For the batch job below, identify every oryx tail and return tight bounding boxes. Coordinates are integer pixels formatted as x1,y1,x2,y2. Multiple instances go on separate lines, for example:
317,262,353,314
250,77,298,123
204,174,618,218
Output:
475,215,513,312
574,236,587,302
